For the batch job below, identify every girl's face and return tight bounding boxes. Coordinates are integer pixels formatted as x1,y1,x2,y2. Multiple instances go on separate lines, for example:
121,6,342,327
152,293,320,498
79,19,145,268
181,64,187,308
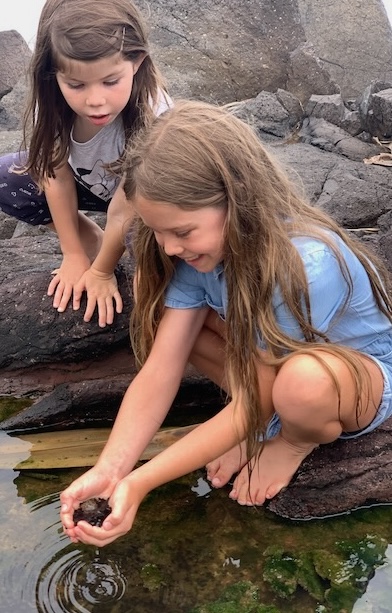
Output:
134,195,227,273
56,54,144,137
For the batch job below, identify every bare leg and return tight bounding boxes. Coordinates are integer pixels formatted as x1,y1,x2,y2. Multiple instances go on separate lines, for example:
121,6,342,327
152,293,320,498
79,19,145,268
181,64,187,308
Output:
189,310,247,485
229,351,384,506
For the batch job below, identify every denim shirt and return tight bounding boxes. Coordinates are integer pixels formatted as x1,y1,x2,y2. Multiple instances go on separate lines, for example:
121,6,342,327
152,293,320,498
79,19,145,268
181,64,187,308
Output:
165,233,392,365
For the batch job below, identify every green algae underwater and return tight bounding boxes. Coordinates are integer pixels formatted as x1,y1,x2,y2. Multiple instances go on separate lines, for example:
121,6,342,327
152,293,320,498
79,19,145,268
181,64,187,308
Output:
1,396,392,612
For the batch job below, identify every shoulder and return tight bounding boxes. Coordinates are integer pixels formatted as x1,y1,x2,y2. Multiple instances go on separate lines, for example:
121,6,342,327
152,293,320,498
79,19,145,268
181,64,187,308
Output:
291,232,360,282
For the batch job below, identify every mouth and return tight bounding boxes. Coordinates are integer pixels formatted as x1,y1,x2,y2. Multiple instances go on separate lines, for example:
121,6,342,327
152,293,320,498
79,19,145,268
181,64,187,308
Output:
88,114,110,126
183,255,204,266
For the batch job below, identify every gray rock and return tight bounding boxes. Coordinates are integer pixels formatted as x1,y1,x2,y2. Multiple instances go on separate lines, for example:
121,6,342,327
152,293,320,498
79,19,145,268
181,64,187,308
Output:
306,93,361,135
0,76,28,130
369,88,392,138
0,31,31,98
0,235,133,370
297,0,392,98
286,42,341,104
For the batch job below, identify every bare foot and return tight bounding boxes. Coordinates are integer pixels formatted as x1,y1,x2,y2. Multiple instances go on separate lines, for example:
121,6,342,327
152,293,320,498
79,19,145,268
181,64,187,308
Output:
206,441,247,488
229,433,317,506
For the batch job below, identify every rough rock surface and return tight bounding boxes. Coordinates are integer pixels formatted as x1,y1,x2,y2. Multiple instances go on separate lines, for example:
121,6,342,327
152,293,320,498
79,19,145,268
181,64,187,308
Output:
145,0,392,104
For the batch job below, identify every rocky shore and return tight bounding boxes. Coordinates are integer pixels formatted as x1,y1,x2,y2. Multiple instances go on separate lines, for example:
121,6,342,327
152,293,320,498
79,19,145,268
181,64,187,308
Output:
0,0,392,519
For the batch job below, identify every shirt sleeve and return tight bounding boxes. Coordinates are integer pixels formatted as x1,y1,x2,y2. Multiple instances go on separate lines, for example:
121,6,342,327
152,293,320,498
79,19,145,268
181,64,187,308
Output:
273,237,351,341
165,260,208,310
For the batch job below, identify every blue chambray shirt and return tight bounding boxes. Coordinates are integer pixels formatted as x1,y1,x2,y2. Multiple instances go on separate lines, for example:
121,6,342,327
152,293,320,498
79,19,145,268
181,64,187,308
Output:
165,233,392,438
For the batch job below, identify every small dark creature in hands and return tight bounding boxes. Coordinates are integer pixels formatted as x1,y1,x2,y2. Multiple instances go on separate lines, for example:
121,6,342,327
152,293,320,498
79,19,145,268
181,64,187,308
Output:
73,498,112,527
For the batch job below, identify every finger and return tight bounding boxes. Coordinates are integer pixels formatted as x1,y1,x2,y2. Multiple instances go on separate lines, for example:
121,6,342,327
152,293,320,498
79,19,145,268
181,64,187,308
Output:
73,521,125,547
83,296,98,323
114,292,123,314
56,285,73,312
103,298,115,326
72,286,84,311
96,298,109,328
47,275,60,297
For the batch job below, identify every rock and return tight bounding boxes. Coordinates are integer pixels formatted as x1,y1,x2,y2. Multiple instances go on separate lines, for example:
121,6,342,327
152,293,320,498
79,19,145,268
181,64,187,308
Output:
0,76,28,130
306,93,362,136
286,42,341,104
146,0,392,105
0,31,31,98
367,88,392,139
0,235,133,370
358,80,392,137
296,0,392,98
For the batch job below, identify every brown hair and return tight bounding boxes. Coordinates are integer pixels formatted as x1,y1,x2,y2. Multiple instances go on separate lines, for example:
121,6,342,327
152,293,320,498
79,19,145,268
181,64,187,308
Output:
124,100,392,456
21,0,166,188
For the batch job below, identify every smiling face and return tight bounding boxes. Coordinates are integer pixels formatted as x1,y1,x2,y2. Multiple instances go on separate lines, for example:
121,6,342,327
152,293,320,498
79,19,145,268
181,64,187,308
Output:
56,53,143,138
134,194,227,273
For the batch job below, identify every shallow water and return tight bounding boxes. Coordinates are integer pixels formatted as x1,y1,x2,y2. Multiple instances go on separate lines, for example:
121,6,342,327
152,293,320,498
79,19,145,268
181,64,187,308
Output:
0,430,391,613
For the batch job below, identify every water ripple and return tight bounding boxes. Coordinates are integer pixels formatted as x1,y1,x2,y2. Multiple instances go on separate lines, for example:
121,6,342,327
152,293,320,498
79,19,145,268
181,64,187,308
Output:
37,548,127,613
0,482,127,613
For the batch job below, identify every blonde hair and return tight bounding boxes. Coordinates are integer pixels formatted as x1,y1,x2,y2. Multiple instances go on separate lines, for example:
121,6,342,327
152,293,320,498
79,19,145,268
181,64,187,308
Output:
124,100,392,455
21,0,166,188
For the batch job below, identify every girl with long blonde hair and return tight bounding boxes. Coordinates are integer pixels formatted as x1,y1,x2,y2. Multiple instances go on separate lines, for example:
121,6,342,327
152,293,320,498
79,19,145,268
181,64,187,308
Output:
60,100,392,547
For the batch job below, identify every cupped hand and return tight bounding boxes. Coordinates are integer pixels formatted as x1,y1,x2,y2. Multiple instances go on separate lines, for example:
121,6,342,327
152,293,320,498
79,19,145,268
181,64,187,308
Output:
62,472,147,547
73,267,123,327
48,253,91,313
60,466,120,543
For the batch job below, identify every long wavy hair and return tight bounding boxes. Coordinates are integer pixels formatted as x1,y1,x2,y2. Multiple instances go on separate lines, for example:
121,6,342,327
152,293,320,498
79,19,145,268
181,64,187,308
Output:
123,100,392,458
20,0,166,189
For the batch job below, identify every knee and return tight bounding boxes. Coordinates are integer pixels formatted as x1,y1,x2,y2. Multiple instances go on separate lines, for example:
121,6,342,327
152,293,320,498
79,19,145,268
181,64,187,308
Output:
272,353,336,418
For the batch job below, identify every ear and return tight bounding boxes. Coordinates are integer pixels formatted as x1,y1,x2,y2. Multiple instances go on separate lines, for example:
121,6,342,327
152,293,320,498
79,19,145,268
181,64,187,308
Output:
133,53,147,75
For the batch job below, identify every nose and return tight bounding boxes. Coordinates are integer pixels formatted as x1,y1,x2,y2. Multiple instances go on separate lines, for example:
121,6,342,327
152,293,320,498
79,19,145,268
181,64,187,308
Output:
161,236,184,257
85,88,106,107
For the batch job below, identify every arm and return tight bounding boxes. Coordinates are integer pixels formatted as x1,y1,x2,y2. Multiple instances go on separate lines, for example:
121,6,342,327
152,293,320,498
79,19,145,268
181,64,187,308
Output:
60,306,210,538
74,178,132,326
46,163,92,310
66,398,246,547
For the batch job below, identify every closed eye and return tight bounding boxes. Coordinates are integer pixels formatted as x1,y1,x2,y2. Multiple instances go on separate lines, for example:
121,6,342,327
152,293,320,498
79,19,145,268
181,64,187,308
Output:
67,83,84,90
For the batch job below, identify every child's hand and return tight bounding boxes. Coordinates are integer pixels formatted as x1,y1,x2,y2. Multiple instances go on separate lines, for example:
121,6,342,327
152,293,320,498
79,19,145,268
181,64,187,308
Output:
60,466,120,543
48,253,91,312
61,472,146,547
73,267,123,327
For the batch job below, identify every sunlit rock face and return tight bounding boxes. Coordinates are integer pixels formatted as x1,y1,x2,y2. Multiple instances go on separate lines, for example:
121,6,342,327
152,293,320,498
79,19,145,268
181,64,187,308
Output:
146,0,392,103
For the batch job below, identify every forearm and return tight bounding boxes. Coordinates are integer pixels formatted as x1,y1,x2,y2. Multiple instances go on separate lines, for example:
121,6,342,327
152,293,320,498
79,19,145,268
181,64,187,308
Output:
128,400,247,495
92,181,133,275
95,363,183,478
44,166,85,256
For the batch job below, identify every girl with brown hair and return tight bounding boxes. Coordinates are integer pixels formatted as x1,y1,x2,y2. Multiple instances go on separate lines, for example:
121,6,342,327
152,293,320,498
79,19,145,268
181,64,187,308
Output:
0,0,169,326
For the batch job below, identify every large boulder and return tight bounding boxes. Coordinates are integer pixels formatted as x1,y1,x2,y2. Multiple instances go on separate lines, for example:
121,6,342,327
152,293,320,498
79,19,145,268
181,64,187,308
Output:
146,0,392,103
0,30,31,98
